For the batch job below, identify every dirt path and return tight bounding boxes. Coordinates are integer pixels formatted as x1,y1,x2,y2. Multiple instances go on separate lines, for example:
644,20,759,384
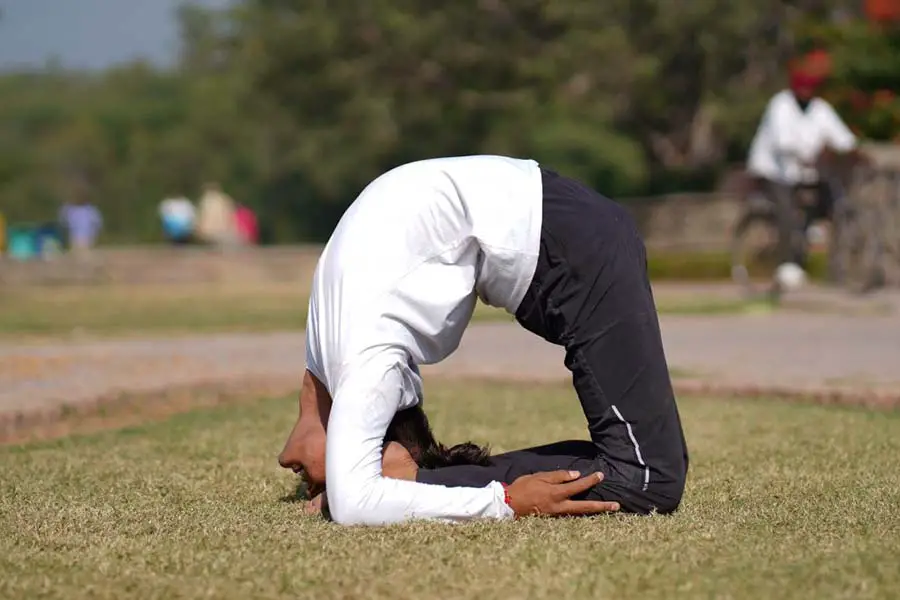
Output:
433,313,900,401
3,306,899,436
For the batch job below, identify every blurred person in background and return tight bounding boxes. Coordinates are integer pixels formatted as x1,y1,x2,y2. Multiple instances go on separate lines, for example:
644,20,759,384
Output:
234,204,259,246
196,182,238,247
159,193,196,245
746,48,857,289
59,197,102,258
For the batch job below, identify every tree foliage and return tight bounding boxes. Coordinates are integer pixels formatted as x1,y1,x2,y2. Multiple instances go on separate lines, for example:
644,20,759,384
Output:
805,18,900,141
0,0,882,242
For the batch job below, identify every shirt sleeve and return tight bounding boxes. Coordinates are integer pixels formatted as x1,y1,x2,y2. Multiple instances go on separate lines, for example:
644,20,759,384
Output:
324,356,513,526
304,292,325,382
818,101,857,153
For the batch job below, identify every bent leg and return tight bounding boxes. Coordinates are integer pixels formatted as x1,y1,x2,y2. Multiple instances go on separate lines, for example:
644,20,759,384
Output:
417,435,684,515
529,170,689,514
562,212,688,514
764,179,805,266
421,170,689,514
416,440,599,489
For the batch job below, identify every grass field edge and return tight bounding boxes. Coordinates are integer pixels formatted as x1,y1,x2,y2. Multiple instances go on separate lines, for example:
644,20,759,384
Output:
3,374,899,448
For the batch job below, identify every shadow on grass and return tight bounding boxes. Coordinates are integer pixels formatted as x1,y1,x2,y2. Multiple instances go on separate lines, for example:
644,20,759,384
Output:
280,481,333,520
279,481,311,504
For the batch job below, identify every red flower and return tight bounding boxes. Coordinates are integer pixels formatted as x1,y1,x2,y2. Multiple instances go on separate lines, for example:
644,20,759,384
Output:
850,90,871,111
874,89,895,106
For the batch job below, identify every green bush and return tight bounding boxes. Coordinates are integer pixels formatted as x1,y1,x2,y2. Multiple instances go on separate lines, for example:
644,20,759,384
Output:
647,251,828,281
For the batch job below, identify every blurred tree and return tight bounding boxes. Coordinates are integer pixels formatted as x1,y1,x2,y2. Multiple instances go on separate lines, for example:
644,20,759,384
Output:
0,0,884,242
796,3,900,141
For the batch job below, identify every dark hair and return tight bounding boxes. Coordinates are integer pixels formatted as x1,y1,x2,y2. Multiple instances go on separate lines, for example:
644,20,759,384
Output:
385,405,491,469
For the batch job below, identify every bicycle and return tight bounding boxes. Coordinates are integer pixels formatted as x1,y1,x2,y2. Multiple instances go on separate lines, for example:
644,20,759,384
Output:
730,148,871,298
730,179,831,300
832,158,900,294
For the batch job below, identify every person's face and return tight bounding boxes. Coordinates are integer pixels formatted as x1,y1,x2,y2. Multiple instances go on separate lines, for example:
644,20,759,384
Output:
278,372,332,497
278,373,430,514
789,70,822,104
302,441,417,517
793,83,817,103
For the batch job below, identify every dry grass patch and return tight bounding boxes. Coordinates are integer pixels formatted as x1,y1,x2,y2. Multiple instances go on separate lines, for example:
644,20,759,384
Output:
2,381,899,599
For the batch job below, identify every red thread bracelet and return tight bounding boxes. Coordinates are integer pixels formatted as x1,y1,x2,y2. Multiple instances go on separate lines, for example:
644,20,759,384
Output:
501,483,512,508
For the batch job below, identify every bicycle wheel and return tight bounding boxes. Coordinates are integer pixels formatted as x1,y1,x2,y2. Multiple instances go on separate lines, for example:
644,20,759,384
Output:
730,208,782,299
828,194,853,285
837,205,883,294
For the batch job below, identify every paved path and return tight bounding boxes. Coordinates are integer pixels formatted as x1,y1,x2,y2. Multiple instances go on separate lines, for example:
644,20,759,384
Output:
2,309,899,428
436,313,900,398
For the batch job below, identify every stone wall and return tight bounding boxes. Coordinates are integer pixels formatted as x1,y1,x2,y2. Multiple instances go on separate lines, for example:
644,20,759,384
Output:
627,192,740,252
864,141,900,169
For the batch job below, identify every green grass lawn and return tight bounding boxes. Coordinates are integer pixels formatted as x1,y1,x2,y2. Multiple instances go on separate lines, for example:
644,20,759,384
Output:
0,282,509,338
0,282,772,339
2,381,898,599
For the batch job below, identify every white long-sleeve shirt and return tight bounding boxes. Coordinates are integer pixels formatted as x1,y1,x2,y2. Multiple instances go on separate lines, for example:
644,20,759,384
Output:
305,155,543,525
747,90,857,185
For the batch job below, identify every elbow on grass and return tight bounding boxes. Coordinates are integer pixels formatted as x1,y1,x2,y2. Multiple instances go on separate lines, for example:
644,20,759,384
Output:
326,482,383,526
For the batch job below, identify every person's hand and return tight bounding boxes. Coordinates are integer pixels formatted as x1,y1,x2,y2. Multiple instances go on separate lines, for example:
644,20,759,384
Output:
505,470,619,517
382,441,418,481
305,491,327,516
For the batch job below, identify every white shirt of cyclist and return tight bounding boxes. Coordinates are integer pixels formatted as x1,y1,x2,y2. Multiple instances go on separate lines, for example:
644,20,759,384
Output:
747,89,857,185
305,155,543,526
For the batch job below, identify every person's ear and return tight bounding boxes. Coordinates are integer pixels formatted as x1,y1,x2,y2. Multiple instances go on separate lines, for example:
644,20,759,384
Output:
382,442,418,481
299,370,332,429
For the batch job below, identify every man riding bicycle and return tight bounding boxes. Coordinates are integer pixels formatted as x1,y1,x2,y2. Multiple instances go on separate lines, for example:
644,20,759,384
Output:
746,50,857,288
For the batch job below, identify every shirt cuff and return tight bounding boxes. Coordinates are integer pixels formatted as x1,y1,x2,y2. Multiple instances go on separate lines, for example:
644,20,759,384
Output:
488,480,515,520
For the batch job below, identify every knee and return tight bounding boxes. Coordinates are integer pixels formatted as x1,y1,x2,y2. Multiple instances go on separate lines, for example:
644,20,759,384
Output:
595,478,685,516
650,471,687,515
624,461,686,515
650,491,683,515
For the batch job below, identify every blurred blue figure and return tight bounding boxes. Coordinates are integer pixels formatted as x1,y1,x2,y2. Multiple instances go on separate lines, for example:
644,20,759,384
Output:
7,224,37,261
6,223,66,261
159,195,196,245
59,199,102,256
35,222,64,259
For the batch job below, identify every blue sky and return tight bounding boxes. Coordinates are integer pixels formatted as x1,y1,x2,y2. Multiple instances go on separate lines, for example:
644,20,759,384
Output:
0,0,233,70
